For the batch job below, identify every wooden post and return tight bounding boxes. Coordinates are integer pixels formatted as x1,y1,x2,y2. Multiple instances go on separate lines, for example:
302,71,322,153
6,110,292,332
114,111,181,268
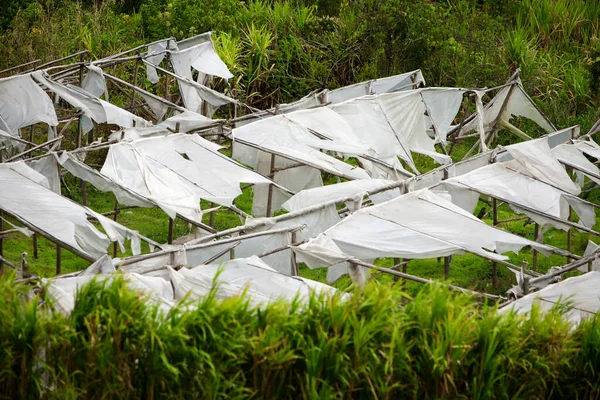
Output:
168,218,174,244
492,197,498,287
209,202,215,227
291,231,299,276
567,206,573,262
32,233,38,259
444,256,451,280
164,49,170,102
113,199,119,257
76,114,88,206
266,154,276,217
0,211,3,274
393,257,400,282
229,247,235,260
56,245,61,275
532,223,539,269
129,50,141,110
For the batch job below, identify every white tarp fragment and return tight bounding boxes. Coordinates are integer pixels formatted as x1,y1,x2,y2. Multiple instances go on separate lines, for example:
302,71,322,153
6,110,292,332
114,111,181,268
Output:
169,256,342,307
33,71,150,133
0,73,58,136
0,162,116,259
101,134,273,222
25,155,61,193
460,82,555,138
82,64,107,99
281,179,401,212
499,272,600,326
294,189,553,281
145,40,169,84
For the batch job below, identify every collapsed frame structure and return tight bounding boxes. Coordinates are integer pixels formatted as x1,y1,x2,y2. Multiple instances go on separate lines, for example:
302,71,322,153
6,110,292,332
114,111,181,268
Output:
1,31,600,314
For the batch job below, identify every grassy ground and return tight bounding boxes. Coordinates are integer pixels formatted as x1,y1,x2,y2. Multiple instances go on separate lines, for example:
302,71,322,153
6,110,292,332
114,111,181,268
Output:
3,130,598,297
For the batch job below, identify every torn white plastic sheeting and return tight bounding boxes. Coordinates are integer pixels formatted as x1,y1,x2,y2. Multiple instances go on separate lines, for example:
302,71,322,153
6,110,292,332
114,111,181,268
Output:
82,64,107,99
503,137,580,195
232,117,370,179
0,216,34,237
421,88,466,144
169,256,342,307
25,155,61,194
185,230,293,275
145,39,170,84
55,151,155,209
281,179,401,212
0,73,58,136
101,134,272,222
46,270,174,314
86,208,142,256
294,189,553,280
325,69,425,105
33,71,150,133
0,163,120,260
499,272,600,326
578,241,600,272
170,40,233,80
139,91,169,121
460,82,555,138
574,139,600,161
157,110,220,132
439,163,595,230
552,143,600,186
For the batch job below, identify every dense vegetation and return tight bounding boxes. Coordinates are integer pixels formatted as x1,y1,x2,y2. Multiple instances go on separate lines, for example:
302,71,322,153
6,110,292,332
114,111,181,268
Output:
1,0,599,127
2,273,600,399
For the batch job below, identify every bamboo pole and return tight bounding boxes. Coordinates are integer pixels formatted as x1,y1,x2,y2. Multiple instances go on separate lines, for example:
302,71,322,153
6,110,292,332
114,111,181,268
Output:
266,154,276,217
352,259,504,301
56,244,62,275
113,198,119,257
168,218,174,244
32,234,38,259
291,231,299,276
492,197,498,287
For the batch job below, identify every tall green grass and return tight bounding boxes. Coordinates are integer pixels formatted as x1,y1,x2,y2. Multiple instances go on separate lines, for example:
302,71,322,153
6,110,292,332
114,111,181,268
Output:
2,272,600,398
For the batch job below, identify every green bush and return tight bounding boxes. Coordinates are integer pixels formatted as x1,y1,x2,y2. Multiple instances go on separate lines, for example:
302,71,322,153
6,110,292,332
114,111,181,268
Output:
2,273,600,398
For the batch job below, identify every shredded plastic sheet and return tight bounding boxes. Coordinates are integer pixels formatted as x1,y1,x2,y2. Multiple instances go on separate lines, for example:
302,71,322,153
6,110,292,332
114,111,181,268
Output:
0,73,58,136
573,139,600,162
281,179,401,212
185,230,293,275
168,256,343,308
552,144,600,186
0,162,139,259
324,69,425,104
156,110,219,132
439,163,595,230
33,71,150,133
503,137,580,195
294,189,553,281
82,64,107,99
45,268,174,314
101,134,272,222
25,155,61,194
145,39,169,84
499,272,600,326
460,82,555,138
139,91,169,121
421,88,466,144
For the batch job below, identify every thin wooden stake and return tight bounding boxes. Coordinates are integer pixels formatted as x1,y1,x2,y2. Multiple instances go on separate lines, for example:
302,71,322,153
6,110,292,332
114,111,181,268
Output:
168,218,174,244
444,256,451,280
209,202,215,227
56,245,62,275
33,233,38,259
266,154,276,217
113,199,119,257
291,231,299,276
393,257,400,282
492,197,498,287
532,223,539,269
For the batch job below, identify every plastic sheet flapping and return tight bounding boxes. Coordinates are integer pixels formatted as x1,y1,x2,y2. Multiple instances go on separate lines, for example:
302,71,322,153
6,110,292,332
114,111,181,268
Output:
499,272,600,326
295,189,553,281
0,73,58,135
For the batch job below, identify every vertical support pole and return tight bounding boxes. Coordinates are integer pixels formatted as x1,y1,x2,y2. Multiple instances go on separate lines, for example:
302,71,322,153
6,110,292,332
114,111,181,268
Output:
402,259,408,291
76,115,88,206
393,257,400,282
33,233,38,259
0,210,3,274
209,202,215,227
567,207,573,262
532,223,539,269
229,247,235,260
168,218,174,245
291,231,299,276
444,256,451,280
129,50,141,110
164,48,170,102
492,197,498,287
28,125,34,151
56,245,61,275
266,154,276,217
112,199,119,257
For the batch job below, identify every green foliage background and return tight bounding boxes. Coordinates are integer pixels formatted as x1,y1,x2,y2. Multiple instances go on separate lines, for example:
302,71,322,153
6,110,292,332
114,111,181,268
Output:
1,0,599,126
